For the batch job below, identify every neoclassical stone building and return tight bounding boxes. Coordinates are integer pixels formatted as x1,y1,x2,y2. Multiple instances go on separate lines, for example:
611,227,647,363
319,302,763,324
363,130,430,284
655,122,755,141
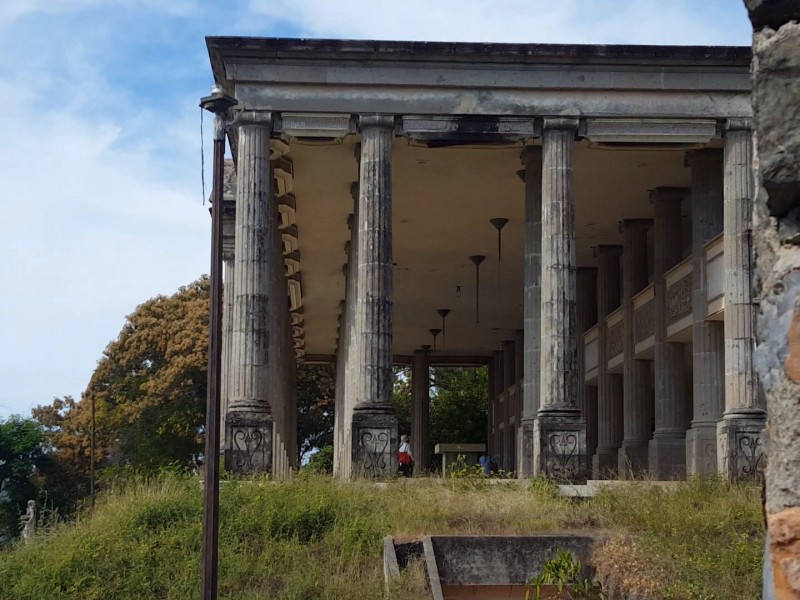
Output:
207,37,765,481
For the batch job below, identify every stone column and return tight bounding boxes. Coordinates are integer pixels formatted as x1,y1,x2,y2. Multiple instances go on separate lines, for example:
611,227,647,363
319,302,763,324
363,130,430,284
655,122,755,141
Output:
649,187,690,479
618,220,653,476
225,113,275,473
533,117,586,481
411,348,431,475
502,339,516,470
685,150,726,476
719,118,766,479
220,257,235,450
592,245,623,478
577,267,598,460
519,146,542,478
335,206,359,477
332,299,345,477
350,115,398,477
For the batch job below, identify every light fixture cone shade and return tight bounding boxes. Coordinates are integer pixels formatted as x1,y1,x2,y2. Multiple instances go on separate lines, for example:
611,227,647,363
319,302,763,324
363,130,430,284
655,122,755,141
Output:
468,256,486,325
437,309,451,349
429,328,442,351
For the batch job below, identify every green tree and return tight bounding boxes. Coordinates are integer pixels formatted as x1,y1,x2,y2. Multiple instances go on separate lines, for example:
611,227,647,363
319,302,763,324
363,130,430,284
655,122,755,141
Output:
393,366,412,436
430,367,488,445
0,417,47,542
31,396,91,516
296,364,335,462
34,278,209,479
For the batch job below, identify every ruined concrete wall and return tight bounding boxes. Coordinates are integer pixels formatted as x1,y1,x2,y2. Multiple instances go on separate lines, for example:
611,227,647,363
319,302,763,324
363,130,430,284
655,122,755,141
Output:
745,0,800,596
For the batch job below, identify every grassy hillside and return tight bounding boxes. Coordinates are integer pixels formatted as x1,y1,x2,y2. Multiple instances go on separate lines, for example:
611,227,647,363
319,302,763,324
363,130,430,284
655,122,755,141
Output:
0,475,763,599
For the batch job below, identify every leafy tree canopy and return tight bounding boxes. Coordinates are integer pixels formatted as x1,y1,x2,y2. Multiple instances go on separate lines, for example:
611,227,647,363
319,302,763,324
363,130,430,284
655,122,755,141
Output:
34,277,210,478
0,416,47,542
296,364,335,462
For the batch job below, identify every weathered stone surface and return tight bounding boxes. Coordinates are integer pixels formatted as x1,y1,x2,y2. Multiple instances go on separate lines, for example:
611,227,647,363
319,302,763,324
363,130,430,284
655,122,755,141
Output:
535,118,585,481
520,147,543,478
224,411,273,473
650,188,689,480
751,21,800,217
619,220,653,477
767,507,800,596
225,117,276,474
745,0,800,31
686,150,725,477
746,2,800,594
593,245,623,479
349,115,398,478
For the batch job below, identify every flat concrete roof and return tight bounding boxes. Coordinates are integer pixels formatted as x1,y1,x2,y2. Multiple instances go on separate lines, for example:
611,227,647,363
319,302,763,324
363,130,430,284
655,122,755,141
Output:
207,36,750,67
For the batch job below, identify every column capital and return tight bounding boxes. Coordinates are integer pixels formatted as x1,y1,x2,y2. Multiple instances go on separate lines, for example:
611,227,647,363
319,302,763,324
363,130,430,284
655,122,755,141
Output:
542,117,580,132
358,114,395,130
520,145,543,165
234,110,273,127
649,186,689,203
594,244,623,257
349,182,359,203
619,218,653,233
724,117,753,133
346,213,355,231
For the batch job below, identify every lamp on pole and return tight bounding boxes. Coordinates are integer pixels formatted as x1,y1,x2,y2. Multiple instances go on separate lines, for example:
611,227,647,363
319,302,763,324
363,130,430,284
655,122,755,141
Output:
199,82,237,600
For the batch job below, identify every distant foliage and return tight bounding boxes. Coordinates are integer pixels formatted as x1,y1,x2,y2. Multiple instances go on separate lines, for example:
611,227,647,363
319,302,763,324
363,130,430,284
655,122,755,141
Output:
430,367,488,445
296,364,335,462
0,417,47,542
303,444,334,475
33,277,209,492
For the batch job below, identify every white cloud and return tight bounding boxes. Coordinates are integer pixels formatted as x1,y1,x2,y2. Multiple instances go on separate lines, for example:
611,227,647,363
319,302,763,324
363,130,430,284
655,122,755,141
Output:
246,0,750,46
0,0,753,418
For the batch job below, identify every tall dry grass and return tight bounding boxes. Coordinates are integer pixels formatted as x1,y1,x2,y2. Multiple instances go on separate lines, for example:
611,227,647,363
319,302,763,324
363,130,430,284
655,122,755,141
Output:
0,474,762,599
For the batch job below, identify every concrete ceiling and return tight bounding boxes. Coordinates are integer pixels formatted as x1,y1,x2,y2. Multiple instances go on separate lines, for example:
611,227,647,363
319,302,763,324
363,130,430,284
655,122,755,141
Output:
290,137,696,358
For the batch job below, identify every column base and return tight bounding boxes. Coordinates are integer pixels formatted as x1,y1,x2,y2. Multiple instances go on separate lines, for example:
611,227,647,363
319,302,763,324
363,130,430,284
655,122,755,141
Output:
591,449,619,480
351,404,398,478
533,413,586,482
685,424,719,476
517,420,536,478
648,434,686,480
618,441,649,478
717,413,766,481
224,409,273,474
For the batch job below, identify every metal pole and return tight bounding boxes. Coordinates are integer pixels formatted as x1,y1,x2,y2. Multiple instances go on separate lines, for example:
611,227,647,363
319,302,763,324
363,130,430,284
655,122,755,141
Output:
200,85,237,600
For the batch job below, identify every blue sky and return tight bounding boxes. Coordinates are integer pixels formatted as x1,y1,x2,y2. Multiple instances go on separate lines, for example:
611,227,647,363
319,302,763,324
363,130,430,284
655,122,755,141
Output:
0,0,751,419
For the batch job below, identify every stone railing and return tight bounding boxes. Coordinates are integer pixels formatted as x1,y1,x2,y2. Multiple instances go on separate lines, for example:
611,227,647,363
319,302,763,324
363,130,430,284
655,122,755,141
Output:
584,325,599,384
665,256,693,340
705,233,725,320
633,284,655,358
606,307,624,371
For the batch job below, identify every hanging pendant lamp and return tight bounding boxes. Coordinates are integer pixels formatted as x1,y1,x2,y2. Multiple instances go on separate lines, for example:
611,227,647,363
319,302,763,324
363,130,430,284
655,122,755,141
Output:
429,328,442,351
490,218,509,291
437,309,451,349
469,255,486,325
489,218,509,262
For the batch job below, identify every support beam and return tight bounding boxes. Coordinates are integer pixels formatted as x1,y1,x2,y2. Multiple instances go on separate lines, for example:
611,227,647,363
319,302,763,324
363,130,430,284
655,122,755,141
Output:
534,117,586,481
577,267,598,461
593,245,623,478
619,219,654,477
350,115,398,477
411,348,431,475
225,113,275,474
519,147,542,478
649,187,690,480
719,118,766,479
686,150,725,476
